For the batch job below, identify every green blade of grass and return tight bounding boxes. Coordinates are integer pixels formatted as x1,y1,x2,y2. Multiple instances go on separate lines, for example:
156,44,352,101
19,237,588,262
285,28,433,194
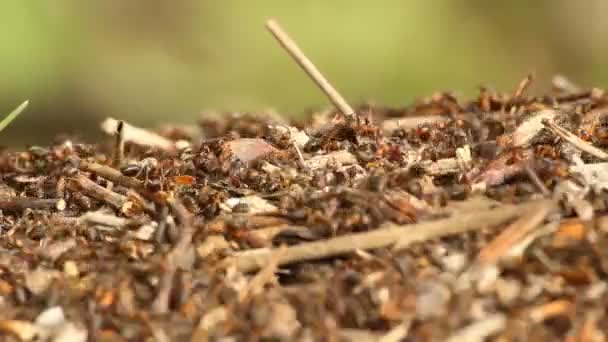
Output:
0,100,29,133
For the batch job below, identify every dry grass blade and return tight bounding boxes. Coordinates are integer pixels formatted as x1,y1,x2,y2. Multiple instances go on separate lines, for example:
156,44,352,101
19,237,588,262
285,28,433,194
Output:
222,199,550,273
0,100,28,133
0,197,61,212
543,119,608,160
265,19,355,117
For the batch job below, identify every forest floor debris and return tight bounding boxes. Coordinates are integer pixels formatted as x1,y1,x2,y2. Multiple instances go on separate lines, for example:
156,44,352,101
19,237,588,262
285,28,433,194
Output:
1,77,608,340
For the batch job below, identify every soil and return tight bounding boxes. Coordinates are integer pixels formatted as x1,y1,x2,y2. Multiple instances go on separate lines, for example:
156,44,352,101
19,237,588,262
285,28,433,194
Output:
1,76,608,341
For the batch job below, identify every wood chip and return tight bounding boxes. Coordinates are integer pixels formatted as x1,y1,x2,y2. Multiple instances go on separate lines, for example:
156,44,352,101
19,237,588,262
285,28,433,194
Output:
476,200,555,265
222,138,278,163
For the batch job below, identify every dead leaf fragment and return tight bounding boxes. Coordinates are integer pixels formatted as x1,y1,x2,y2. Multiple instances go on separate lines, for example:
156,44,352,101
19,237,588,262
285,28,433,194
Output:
512,109,556,147
222,138,278,163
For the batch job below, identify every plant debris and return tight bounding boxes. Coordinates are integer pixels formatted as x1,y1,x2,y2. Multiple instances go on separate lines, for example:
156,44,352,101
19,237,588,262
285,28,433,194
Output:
1,76,608,340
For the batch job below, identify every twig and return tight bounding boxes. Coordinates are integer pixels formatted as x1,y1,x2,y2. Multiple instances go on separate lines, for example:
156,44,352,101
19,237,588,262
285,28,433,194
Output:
153,196,195,313
265,19,355,118
476,200,554,264
101,118,175,151
288,129,308,172
166,196,194,242
525,164,551,197
80,161,144,190
80,161,161,214
70,175,129,210
238,245,286,303
543,119,608,160
155,206,169,244
150,264,175,314
0,197,60,213
112,120,125,168
222,199,550,273
166,196,196,263
80,210,131,228
513,73,533,99
381,116,448,133
304,150,357,170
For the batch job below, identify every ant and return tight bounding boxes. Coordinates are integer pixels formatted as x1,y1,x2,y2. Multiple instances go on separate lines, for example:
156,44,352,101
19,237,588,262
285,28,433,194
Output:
120,157,167,191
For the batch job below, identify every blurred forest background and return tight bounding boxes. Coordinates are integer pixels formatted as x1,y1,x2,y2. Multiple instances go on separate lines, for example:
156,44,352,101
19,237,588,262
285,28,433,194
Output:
0,1,607,145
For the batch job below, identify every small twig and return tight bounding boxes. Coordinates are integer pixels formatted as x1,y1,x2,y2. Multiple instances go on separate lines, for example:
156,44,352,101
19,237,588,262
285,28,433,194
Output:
525,164,551,197
112,120,125,168
153,197,195,313
476,200,554,265
166,196,194,240
52,211,135,232
543,119,608,160
381,116,448,133
154,206,169,244
70,175,129,210
80,210,131,228
101,118,175,151
80,161,144,190
288,129,308,172
304,150,357,170
513,73,533,99
222,199,549,273
79,162,159,215
0,197,60,213
238,245,286,303
166,195,196,261
265,19,355,118
150,264,175,314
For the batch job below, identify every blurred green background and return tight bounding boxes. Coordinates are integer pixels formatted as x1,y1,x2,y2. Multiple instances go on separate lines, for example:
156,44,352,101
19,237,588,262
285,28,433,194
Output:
0,1,607,145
